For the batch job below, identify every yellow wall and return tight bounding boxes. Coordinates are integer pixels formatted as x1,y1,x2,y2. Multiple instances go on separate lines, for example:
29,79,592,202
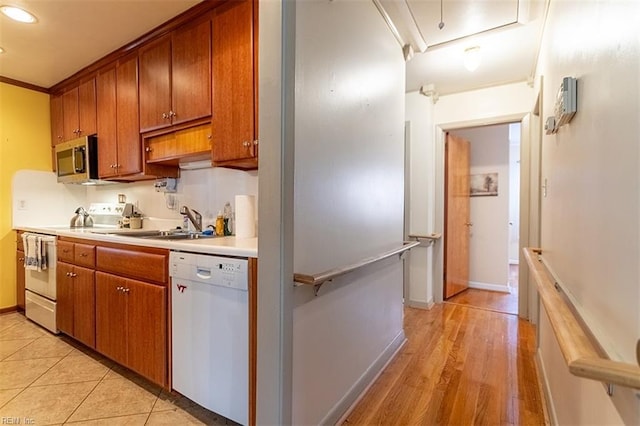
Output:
0,82,51,309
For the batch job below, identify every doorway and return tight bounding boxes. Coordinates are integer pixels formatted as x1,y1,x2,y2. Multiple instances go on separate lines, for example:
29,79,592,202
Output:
443,122,520,315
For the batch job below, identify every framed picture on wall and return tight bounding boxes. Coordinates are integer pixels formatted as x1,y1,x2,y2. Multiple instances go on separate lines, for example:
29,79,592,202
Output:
470,172,498,196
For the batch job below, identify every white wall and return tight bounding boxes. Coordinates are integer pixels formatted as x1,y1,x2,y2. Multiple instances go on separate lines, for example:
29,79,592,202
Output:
12,168,258,231
452,125,510,292
405,91,435,307
291,1,406,424
535,0,640,423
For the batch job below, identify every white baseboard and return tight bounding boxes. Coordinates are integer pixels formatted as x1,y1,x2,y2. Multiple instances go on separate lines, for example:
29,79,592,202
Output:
535,349,557,426
329,330,407,425
468,280,510,293
405,298,435,310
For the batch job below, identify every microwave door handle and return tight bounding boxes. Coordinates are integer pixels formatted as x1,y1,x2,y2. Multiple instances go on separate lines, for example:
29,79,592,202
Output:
74,146,86,173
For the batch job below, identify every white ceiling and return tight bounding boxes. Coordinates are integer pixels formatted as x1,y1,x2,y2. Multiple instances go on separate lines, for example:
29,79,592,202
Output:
0,0,547,95
0,0,201,88
404,0,548,95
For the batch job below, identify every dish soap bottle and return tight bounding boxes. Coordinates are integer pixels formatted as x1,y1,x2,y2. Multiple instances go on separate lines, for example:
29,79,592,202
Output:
215,211,224,236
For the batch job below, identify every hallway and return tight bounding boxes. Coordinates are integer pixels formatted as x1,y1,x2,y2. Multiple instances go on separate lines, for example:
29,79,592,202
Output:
343,303,546,425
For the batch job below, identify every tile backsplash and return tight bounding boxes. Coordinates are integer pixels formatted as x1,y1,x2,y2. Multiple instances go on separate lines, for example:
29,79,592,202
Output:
12,168,258,230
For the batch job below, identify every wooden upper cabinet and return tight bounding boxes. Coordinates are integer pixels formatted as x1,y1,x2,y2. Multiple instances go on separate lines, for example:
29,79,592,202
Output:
139,17,212,133
96,67,118,178
171,18,212,126
50,94,64,145
139,35,172,132
97,56,142,178
62,79,97,141
116,56,142,175
212,0,258,169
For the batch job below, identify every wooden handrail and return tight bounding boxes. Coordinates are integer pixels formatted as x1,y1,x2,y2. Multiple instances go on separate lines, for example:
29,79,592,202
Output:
523,247,640,390
294,241,420,289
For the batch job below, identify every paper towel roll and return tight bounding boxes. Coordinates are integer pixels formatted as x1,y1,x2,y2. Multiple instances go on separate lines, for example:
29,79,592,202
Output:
235,195,256,238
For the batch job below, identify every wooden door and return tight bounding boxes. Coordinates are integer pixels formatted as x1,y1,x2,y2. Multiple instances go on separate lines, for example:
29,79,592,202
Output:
96,272,128,365
444,133,471,299
212,0,256,164
78,79,97,137
139,35,172,132
74,266,96,348
96,67,118,178
56,262,74,335
172,17,212,126
116,55,142,175
126,278,166,386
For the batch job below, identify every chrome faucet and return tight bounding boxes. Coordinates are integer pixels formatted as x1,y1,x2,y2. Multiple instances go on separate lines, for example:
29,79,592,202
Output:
179,206,202,232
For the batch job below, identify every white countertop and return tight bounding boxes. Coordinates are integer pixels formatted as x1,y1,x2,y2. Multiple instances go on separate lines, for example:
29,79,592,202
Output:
16,226,258,258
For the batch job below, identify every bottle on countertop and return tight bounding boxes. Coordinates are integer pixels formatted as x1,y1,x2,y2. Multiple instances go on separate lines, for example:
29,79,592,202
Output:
223,201,233,236
215,211,224,236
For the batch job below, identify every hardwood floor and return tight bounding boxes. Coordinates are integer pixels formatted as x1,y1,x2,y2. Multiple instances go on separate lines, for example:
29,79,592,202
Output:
342,304,546,425
446,265,520,315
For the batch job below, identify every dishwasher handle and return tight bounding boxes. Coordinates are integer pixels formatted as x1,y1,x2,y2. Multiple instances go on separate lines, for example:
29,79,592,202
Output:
196,267,212,279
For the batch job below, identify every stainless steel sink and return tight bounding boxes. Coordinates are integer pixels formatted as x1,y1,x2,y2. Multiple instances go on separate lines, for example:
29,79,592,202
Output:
93,229,217,240
138,232,217,240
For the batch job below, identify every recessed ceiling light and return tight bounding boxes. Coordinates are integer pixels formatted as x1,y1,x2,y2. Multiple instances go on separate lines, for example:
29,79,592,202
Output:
0,5,38,23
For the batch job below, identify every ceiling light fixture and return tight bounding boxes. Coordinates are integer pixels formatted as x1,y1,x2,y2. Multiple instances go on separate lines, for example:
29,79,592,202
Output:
438,0,445,29
0,5,38,23
0,47,4,54
464,46,481,72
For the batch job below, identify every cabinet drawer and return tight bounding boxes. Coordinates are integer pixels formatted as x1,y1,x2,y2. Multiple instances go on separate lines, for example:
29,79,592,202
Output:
58,241,75,262
96,247,168,285
74,243,96,268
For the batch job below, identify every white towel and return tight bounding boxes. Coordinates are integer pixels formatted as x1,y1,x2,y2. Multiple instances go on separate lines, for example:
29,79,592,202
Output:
23,234,48,272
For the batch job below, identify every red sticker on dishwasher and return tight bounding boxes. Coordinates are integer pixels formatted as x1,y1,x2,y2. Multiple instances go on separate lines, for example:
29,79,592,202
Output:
177,284,187,293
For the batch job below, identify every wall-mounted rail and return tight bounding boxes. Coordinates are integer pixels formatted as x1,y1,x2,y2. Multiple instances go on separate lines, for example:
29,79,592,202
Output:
408,233,442,246
294,241,420,295
523,247,640,391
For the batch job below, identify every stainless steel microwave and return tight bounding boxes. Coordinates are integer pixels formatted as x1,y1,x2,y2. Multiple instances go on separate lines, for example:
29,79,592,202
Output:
54,135,100,184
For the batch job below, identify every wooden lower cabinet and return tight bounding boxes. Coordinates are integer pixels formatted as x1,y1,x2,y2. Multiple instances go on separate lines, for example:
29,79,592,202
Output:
16,249,25,311
56,262,96,348
96,271,167,386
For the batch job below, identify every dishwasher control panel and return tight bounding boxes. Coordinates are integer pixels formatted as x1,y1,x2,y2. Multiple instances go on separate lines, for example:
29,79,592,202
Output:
170,252,248,291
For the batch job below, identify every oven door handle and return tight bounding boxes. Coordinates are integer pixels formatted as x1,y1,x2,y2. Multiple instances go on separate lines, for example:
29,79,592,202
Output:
73,146,86,173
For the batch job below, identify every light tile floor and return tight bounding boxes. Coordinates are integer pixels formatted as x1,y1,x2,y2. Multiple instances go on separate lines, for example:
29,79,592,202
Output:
0,312,239,425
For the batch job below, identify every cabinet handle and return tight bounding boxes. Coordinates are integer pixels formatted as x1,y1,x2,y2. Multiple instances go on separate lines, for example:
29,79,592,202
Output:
79,253,88,257
162,112,169,119
253,140,259,146
71,273,77,278
123,288,130,293
62,249,70,253
18,257,24,261
145,146,152,152
66,272,71,277
169,111,176,118
116,286,123,292
242,141,250,148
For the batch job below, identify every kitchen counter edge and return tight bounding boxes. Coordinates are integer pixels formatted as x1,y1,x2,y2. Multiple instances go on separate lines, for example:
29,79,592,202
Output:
15,226,258,258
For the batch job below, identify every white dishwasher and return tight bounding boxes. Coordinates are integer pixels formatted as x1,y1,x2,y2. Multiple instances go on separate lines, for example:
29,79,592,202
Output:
170,251,248,425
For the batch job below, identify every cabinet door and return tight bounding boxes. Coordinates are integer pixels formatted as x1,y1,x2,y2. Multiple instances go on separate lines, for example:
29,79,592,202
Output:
139,36,172,132
62,88,80,141
56,262,74,336
212,0,256,164
126,278,166,385
78,79,97,137
74,266,96,348
96,272,128,365
16,250,25,310
96,67,118,178
116,56,142,175
50,94,65,145
172,18,212,126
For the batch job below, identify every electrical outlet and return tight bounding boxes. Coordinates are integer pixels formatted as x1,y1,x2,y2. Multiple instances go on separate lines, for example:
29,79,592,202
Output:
17,200,27,210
